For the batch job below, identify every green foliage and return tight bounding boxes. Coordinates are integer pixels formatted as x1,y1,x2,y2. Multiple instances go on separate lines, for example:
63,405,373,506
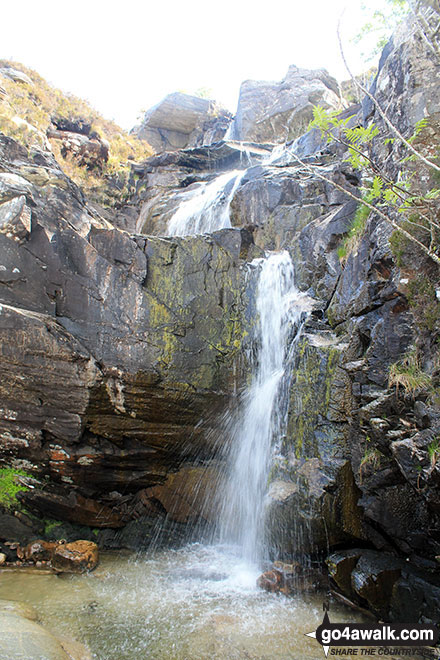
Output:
337,199,370,261
389,229,408,266
309,105,440,266
0,467,31,510
43,519,63,537
389,348,432,395
353,0,410,62
336,179,384,262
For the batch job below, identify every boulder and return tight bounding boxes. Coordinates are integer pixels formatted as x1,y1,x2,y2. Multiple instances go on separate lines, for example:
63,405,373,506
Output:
132,92,232,152
0,172,34,204
351,552,404,618
229,64,343,144
18,490,125,528
0,195,31,243
327,549,363,598
265,332,365,555
0,67,32,85
47,128,109,170
256,568,284,593
52,540,98,573
20,539,58,562
0,612,71,660
327,549,407,619
138,465,220,524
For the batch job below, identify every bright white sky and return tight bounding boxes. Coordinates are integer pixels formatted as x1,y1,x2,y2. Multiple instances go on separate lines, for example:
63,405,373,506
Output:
2,0,389,130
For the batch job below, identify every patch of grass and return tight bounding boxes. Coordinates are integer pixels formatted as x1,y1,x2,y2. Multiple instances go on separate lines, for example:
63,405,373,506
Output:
389,348,432,395
338,201,370,263
0,467,31,510
359,447,382,484
406,275,440,337
428,438,440,468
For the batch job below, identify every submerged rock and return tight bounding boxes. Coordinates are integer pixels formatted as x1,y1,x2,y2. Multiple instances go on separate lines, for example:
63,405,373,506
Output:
0,599,38,621
0,612,72,660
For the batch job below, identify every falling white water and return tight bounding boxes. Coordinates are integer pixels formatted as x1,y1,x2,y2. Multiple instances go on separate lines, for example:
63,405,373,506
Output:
219,251,309,563
263,143,289,164
167,169,244,236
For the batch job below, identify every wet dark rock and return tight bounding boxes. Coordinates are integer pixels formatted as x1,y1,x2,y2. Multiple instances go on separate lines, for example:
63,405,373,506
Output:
390,573,440,625
257,568,284,593
0,132,258,538
327,549,363,598
351,552,404,618
266,332,365,555
18,489,125,528
0,512,39,544
327,549,406,619
0,10,439,635
97,514,188,550
137,465,220,525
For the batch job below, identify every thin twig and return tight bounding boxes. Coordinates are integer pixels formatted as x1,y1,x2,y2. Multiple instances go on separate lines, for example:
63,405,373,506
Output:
289,152,440,265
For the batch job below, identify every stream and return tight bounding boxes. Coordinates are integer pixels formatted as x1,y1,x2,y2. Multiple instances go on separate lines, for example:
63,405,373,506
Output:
0,545,364,660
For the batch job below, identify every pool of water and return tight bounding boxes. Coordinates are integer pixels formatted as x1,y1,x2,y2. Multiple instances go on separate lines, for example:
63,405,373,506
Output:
0,543,364,660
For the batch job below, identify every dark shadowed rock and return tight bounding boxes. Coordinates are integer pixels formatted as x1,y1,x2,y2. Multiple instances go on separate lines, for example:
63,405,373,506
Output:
327,549,363,598
18,489,125,528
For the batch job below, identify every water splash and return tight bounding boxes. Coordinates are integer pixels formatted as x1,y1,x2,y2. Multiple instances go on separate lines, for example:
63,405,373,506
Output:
218,251,309,563
167,170,244,236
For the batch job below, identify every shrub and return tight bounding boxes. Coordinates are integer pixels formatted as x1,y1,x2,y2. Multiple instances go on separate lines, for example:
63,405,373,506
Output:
0,467,30,510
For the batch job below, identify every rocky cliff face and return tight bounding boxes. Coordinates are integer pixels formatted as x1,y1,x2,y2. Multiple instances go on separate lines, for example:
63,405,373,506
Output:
0,133,261,540
1,4,440,624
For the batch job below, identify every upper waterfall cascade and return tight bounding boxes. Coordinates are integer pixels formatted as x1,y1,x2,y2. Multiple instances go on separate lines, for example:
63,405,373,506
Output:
167,169,244,236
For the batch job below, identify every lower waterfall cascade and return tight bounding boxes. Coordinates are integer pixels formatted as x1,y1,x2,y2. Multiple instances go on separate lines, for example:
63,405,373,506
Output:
217,251,310,563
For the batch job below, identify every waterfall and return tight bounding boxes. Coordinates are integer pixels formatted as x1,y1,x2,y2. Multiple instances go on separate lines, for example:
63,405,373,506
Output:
218,251,309,563
167,169,244,236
